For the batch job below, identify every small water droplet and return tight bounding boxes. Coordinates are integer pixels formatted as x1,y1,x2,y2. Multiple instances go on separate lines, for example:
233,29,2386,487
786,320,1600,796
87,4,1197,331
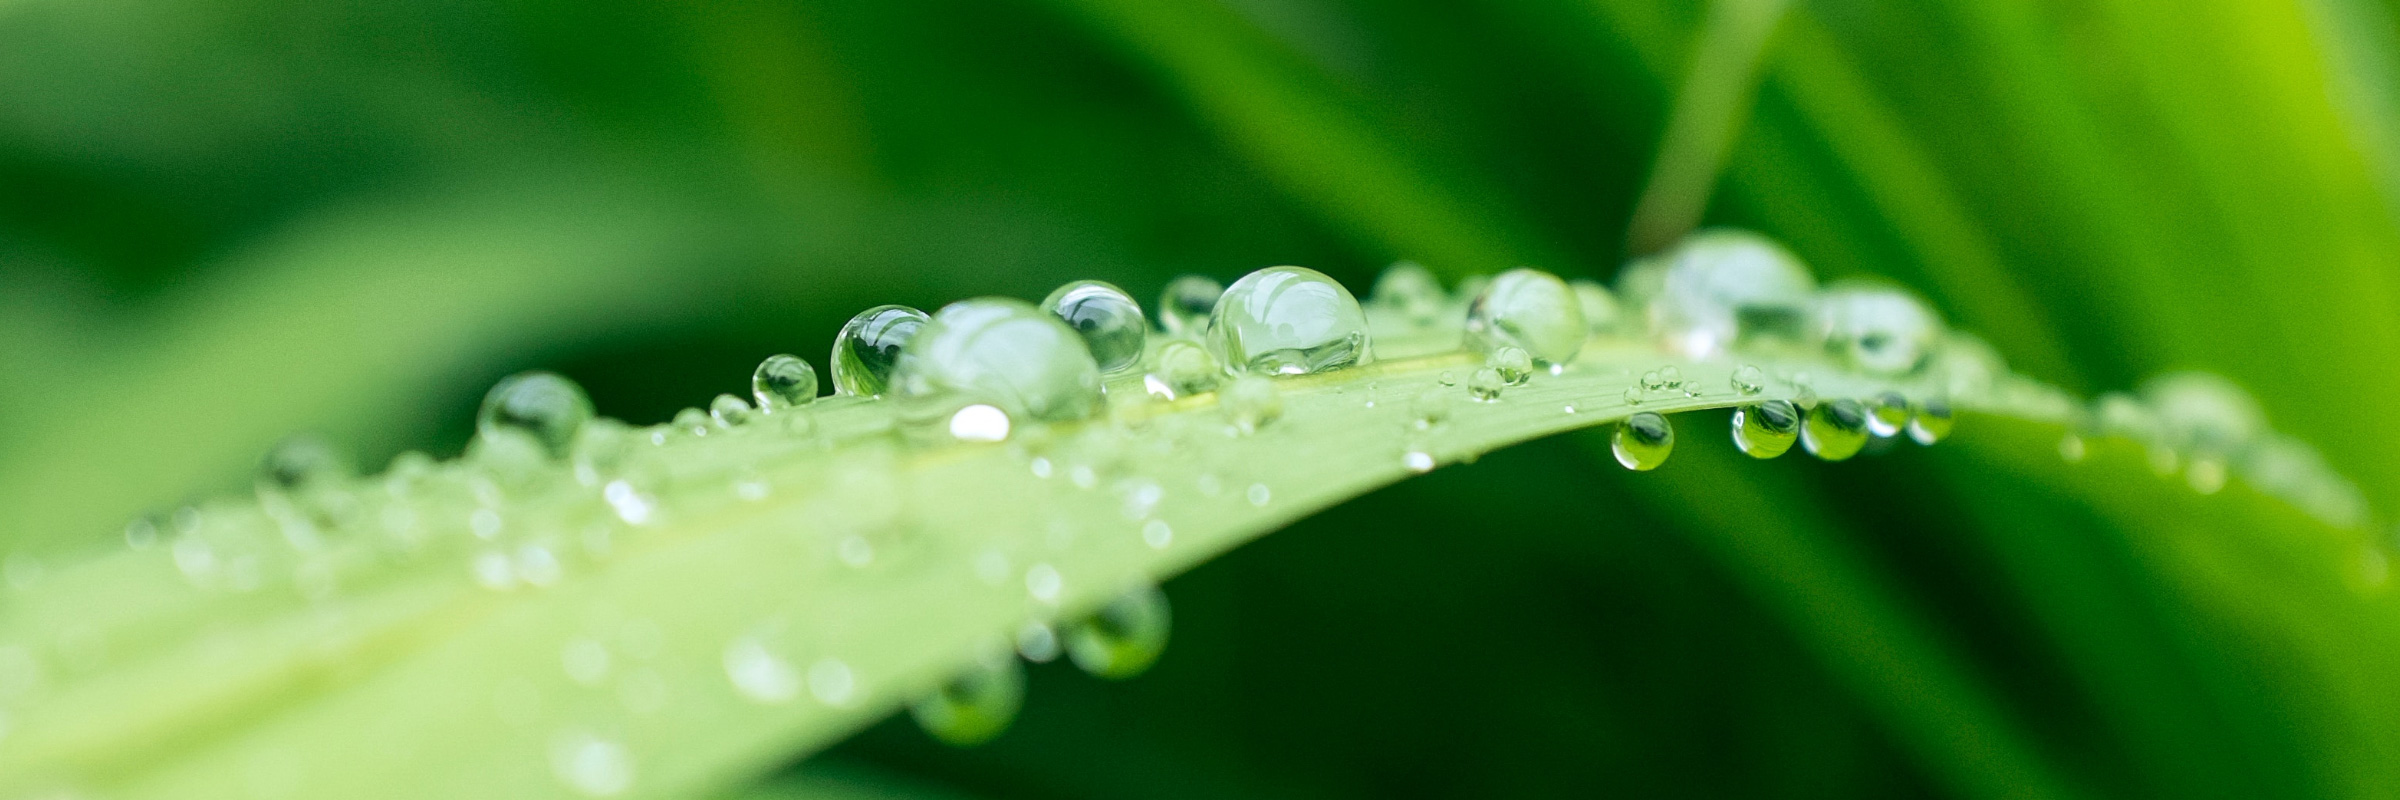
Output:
807,658,858,707
1148,339,1222,397
1817,282,1944,375
1907,398,1954,444
549,731,633,797
1867,391,1909,437
1733,400,1800,459
1658,365,1683,386
1466,268,1586,366
1066,586,1171,679
751,354,819,410
1467,367,1504,401
948,404,1012,442
1025,563,1063,604
672,408,711,437
1731,365,1765,395
1410,387,1452,430
1486,346,1533,386
1612,412,1674,471
1801,399,1870,461
722,637,800,704
1210,266,1372,375
1403,451,1435,473
1157,275,1224,338
1246,483,1271,506
1438,371,1457,386
1221,375,1282,433
1142,519,1174,549
709,394,754,428
1043,280,1148,373
831,305,930,396
603,480,654,525
478,372,595,459
471,550,516,590
1623,386,1643,406
563,638,611,687
1015,622,1061,662
911,653,1026,746
893,298,1103,425
124,516,160,551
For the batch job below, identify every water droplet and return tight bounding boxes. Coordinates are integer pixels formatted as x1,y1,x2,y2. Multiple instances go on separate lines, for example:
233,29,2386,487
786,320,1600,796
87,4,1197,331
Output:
1730,365,1765,395
807,658,858,706
1410,387,1451,430
1612,412,1674,470
1066,586,1171,679
1157,275,1224,338
1042,280,1148,373
1801,399,1870,461
563,638,611,687
516,545,562,587
603,480,654,525
948,404,1012,442
911,653,1026,747
478,372,594,459
1142,519,1174,549
1210,266,1372,375
837,535,874,567
1622,386,1643,406
255,436,352,534
1658,365,1683,386
1466,268,1586,365
671,408,711,437
1220,375,1282,433
1932,333,2007,397
1866,391,1910,437
1025,563,1063,604
1908,398,1954,444
124,516,161,551
549,731,633,797
1438,371,1456,386
1570,279,1623,336
1246,483,1272,506
751,354,819,411
831,305,930,396
1467,367,1504,401
1733,400,1800,459
1146,339,1223,399
708,394,754,428
1640,370,1666,391
722,637,800,704
1015,622,1061,662
2141,372,2266,455
1487,346,1533,386
1370,261,1447,325
891,298,1103,427
1817,282,1944,375
1403,451,1435,473
1631,229,1817,357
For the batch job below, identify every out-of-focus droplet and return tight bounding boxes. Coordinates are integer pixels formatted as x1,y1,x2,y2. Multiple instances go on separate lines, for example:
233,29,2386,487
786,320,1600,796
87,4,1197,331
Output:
722,637,800,704
1802,399,1870,461
892,298,1103,425
1908,398,1954,444
1043,280,1148,373
1570,279,1622,336
1403,450,1435,473
1633,230,1817,357
2059,433,2088,463
1467,367,1504,401
1149,339,1222,398
2141,372,2266,456
910,652,1026,747
1016,622,1060,662
671,408,711,438
752,354,819,411
948,404,1012,442
1730,365,1765,395
1066,586,1171,679
1487,346,1533,386
549,731,634,797
709,394,754,428
1157,275,1224,338
831,305,929,396
1466,268,1586,365
1733,400,1800,459
1867,391,1910,437
1210,267,1372,375
1817,282,1944,375
478,372,595,459
1411,387,1451,430
1221,375,1282,433
1612,411,1674,470
1371,261,1447,326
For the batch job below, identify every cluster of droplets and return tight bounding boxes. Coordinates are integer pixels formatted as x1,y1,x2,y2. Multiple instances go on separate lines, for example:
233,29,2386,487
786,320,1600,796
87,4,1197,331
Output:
2060,372,2368,527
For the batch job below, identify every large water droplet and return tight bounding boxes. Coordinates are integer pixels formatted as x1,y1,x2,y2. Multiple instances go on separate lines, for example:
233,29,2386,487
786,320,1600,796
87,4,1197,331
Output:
479,372,595,459
831,305,929,396
1816,282,1944,375
1209,266,1372,375
1066,586,1171,679
1801,399,1870,461
910,652,1025,746
1466,268,1586,365
1733,400,1800,458
1908,398,1954,444
891,298,1103,426
1157,275,1223,338
1629,230,1817,357
1043,280,1147,373
751,354,819,411
1612,412,1674,470
1370,261,1447,325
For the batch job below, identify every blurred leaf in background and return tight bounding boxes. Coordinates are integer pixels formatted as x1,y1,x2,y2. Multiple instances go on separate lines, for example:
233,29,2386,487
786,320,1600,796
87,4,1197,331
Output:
6,0,2400,797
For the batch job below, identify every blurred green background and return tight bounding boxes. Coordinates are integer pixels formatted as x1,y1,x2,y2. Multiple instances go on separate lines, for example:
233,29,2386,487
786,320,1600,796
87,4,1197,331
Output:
8,0,2400,797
